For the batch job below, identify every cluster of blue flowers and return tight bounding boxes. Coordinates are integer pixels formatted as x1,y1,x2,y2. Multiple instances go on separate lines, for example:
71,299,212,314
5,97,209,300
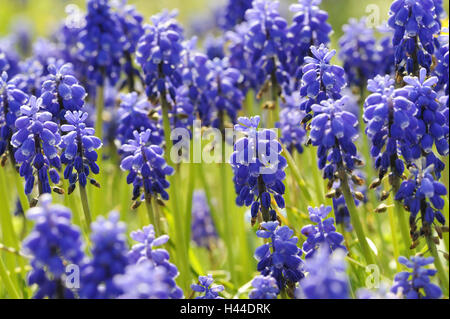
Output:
219,0,253,30
254,221,304,292
388,0,442,75
191,274,224,299
12,96,62,194
296,245,349,299
391,256,442,299
301,205,346,259
128,224,183,299
287,0,332,83
60,111,102,189
191,190,218,249
249,275,279,299
363,75,418,179
23,194,85,299
79,212,129,299
230,116,287,223
120,129,174,202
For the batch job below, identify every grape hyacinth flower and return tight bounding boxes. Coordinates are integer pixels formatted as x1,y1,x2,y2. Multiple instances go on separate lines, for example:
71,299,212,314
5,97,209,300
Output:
1,72,29,159
115,260,178,299
115,0,144,91
179,38,213,125
226,22,258,93
207,58,244,129
11,96,61,195
299,44,346,113
191,190,218,249
309,97,360,183
244,0,291,96
255,221,304,293
23,194,85,299
192,274,224,299
287,0,332,82
136,10,183,102
388,0,441,75
127,224,183,299
60,111,102,192
363,75,418,181
120,129,174,203
301,205,346,259
230,116,287,223
338,18,380,88
115,92,162,147
0,49,9,74
395,164,446,243
249,275,279,299
78,0,125,86
376,24,396,77
296,245,349,299
40,63,86,121
219,0,253,30
391,256,442,299
80,212,129,299
276,92,307,154
402,68,449,177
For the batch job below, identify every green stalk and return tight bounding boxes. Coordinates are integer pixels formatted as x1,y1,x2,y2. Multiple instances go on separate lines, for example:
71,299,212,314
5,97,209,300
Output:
387,204,401,272
184,161,195,246
339,168,376,266
281,145,312,202
0,256,20,299
426,236,449,296
9,161,29,212
145,196,158,235
79,185,92,227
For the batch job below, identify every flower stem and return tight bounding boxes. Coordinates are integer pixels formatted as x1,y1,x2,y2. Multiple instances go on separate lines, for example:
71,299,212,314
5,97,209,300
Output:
79,185,92,227
145,196,159,235
0,256,20,299
426,236,449,296
339,168,376,266
392,176,411,257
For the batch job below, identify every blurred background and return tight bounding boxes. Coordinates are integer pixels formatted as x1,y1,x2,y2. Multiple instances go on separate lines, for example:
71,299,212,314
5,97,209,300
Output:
1,0,448,47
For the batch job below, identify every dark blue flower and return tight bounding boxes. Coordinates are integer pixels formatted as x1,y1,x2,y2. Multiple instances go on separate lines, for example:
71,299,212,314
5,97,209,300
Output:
301,205,346,259
309,96,360,182
296,245,349,299
136,10,183,101
388,0,441,75
207,57,244,127
230,116,287,223
218,0,253,30
395,164,446,234
249,275,279,299
192,274,224,299
299,44,346,113
40,63,86,121
191,190,218,249
391,255,442,299
363,74,418,178
80,211,129,299
226,22,259,93
244,0,291,95
1,71,29,158
11,96,61,195
127,224,183,299
339,18,381,87
78,0,126,86
23,194,85,299
120,129,174,202
116,92,162,147
433,32,448,94
403,68,448,176
60,111,102,189
255,221,304,290
287,0,332,82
